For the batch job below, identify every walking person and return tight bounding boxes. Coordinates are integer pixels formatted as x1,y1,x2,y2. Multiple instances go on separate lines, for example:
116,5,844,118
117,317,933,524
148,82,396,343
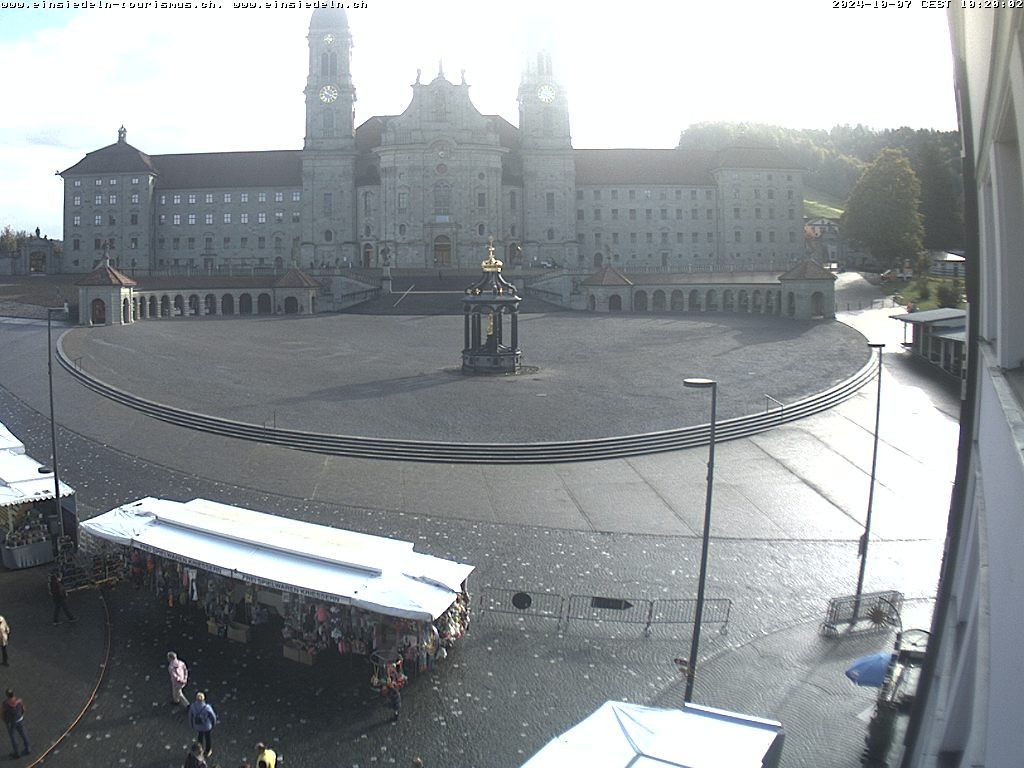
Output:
254,742,276,768
188,692,217,757
384,682,402,722
183,741,207,768
2,689,29,758
0,615,9,665
167,651,189,708
49,571,76,625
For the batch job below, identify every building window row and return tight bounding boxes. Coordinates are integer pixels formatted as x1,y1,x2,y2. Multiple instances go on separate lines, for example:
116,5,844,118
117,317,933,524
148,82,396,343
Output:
577,188,715,202
157,191,299,205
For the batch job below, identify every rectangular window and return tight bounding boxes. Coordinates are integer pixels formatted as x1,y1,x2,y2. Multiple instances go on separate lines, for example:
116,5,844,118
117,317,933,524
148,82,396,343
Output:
576,209,584,221
756,208,762,219
292,212,300,223
788,209,795,220
769,231,776,243
131,193,139,204
108,194,116,204
611,189,618,201
188,194,196,204
691,232,699,243
205,213,214,225
675,209,682,220
188,213,196,225
593,190,601,201
645,209,652,220
755,231,762,243
188,237,195,250
158,238,164,249
706,209,713,220
646,233,653,244
611,209,619,221
660,209,667,220
769,207,775,219
274,192,283,203
576,190,584,200
73,238,80,250
258,212,267,224
223,213,231,224
73,195,81,206
241,213,249,224
158,214,166,225
692,208,699,220
323,192,333,215
172,237,180,250
676,190,683,200
205,193,214,204
95,179,102,186
628,190,636,201
173,214,181,225
734,208,741,219
677,232,684,243
292,191,300,202
74,180,81,188
73,215,80,226
224,193,232,203
240,236,248,248
94,238,102,249
754,189,761,199
660,232,668,244
94,194,102,205
94,215,102,225
708,232,714,242
789,231,796,242
594,232,602,244
629,209,637,221
109,179,117,186
630,232,637,244
734,231,741,243
159,194,166,205
274,211,283,223
787,190,794,200
258,236,266,249
612,232,619,244
398,191,408,212
131,177,139,185
130,237,138,249
241,193,249,203
767,189,774,200
594,209,602,221
173,194,181,204
205,237,213,249
223,237,231,248
258,192,267,203
477,192,486,208
546,192,555,213
130,213,138,225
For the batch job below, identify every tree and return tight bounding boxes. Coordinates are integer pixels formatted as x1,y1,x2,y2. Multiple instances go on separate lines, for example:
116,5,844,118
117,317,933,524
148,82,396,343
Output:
841,149,924,269
0,225,18,252
916,139,964,250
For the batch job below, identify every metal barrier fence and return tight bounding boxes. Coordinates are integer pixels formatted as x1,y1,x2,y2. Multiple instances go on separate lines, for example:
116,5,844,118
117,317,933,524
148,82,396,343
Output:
821,589,903,637
479,587,732,636
478,587,565,623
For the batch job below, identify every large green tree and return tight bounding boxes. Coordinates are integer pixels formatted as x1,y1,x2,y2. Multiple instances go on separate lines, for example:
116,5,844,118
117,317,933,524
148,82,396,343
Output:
841,149,924,268
916,139,964,250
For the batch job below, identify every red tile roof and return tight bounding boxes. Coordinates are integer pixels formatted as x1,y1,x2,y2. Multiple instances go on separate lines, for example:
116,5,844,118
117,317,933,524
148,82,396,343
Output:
75,264,138,287
273,268,321,288
779,260,836,281
581,266,633,286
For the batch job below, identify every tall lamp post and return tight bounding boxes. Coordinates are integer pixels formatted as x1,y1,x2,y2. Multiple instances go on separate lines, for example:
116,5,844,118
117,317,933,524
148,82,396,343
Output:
682,377,717,703
852,342,885,623
46,307,66,540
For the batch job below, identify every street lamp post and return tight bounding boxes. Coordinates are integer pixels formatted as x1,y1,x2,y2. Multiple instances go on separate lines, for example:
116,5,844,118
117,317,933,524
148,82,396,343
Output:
852,342,885,623
682,377,717,703
46,307,66,539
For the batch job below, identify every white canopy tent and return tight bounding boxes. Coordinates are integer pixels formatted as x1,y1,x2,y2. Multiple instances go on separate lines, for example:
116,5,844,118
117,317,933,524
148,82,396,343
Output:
521,701,784,768
81,497,474,622
0,450,75,510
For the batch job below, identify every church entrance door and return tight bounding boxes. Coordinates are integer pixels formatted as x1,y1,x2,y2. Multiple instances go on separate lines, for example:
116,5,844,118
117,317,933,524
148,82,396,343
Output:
433,236,452,267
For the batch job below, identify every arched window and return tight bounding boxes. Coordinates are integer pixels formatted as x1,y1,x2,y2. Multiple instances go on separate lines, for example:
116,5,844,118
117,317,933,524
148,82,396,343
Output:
324,230,333,242
322,112,335,137
433,183,450,215
329,52,338,76
546,228,554,241
398,224,406,236
477,224,485,236
320,52,329,76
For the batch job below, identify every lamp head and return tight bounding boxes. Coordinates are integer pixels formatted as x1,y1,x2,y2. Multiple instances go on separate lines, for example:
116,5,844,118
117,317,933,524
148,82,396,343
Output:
868,342,885,349
683,378,716,389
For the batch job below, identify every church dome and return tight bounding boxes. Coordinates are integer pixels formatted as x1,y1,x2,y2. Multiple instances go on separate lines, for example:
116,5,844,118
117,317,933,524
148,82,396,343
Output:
309,7,349,30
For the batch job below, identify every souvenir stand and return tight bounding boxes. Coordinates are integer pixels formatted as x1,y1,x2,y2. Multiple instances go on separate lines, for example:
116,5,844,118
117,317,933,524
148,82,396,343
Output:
0,421,77,570
81,497,473,690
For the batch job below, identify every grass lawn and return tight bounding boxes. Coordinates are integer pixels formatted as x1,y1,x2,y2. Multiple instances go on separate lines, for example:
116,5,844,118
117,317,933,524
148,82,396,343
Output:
883,275,965,311
804,187,845,219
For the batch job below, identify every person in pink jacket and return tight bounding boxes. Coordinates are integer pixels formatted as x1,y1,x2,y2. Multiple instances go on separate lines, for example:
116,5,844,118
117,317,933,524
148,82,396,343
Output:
167,651,189,708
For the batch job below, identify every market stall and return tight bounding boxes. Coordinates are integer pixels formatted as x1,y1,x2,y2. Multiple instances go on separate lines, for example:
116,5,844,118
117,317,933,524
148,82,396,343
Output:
0,421,77,570
80,497,473,685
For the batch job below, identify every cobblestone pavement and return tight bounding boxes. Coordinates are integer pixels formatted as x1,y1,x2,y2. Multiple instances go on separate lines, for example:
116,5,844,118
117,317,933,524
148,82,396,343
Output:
0,273,961,767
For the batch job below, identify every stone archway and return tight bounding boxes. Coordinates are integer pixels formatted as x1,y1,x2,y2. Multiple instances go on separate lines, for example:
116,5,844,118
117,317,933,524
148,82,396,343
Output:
652,290,666,311
432,236,451,267
362,243,375,268
722,290,735,312
188,295,200,316
160,295,171,317
688,290,701,311
588,294,596,311
634,290,648,312
221,294,235,315
787,292,796,317
284,296,299,314
239,294,253,315
594,252,604,268
257,293,272,314
608,294,622,311
705,289,718,311
90,298,106,325
205,294,217,315
122,298,130,324
670,290,684,311
812,291,825,317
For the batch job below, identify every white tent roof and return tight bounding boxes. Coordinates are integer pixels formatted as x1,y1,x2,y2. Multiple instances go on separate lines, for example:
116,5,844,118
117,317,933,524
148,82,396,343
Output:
0,443,75,510
0,422,25,455
80,497,474,622
521,701,784,768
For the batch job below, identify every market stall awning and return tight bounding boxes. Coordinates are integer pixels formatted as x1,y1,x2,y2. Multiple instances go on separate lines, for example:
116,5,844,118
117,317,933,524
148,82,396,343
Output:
0,422,25,455
521,701,784,768
0,451,75,510
81,498,474,622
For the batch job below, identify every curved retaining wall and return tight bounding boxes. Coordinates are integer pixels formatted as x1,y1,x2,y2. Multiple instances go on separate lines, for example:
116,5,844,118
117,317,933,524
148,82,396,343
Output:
56,337,877,464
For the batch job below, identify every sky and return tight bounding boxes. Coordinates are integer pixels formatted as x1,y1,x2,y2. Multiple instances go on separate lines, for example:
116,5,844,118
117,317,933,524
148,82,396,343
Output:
0,0,959,238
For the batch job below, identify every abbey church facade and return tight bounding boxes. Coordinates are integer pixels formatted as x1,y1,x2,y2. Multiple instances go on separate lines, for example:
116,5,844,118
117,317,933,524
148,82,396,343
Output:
59,9,805,275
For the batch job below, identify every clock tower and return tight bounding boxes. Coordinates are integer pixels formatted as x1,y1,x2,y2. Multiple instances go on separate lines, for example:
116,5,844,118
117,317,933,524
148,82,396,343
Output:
302,8,358,269
518,51,577,266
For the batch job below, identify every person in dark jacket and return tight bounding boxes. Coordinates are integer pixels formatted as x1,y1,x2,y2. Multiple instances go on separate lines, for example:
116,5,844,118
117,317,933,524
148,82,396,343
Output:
183,741,206,768
188,692,218,757
49,572,76,625
2,689,29,758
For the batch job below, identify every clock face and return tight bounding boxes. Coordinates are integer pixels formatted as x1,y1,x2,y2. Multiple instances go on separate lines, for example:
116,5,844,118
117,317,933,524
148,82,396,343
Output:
322,33,335,45
318,85,339,104
536,84,556,104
